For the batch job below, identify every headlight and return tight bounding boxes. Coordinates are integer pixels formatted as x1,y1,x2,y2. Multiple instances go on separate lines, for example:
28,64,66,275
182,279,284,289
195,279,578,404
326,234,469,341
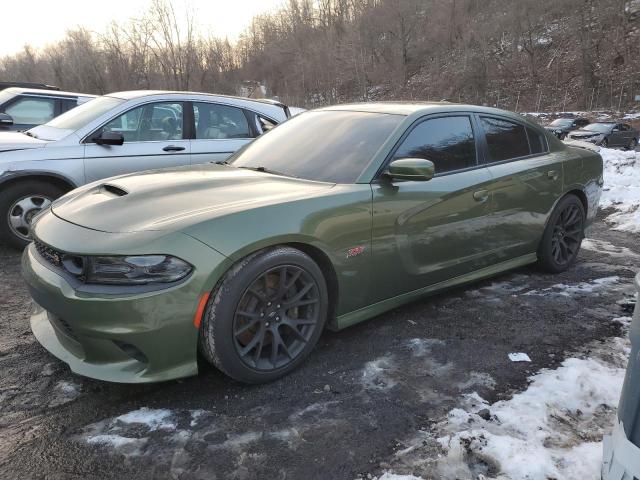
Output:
82,255,192,285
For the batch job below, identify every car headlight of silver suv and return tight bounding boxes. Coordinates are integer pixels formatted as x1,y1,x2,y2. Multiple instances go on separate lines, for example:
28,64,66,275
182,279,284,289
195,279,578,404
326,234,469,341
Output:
80,255,193,285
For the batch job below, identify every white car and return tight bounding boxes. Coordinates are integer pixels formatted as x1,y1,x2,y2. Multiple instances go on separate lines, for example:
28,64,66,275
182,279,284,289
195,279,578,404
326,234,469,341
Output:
0,90,292,247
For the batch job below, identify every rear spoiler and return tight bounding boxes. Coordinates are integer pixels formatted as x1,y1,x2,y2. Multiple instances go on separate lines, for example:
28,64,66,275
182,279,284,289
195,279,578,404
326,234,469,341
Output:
252,98,291,118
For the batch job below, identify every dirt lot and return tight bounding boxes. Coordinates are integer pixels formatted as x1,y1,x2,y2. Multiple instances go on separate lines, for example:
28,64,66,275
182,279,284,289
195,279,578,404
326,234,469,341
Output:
0,213,636,480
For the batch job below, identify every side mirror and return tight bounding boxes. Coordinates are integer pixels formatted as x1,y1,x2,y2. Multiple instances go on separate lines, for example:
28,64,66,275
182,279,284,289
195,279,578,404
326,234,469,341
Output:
0,113,14,126
94,131,124,146
385,158,435,181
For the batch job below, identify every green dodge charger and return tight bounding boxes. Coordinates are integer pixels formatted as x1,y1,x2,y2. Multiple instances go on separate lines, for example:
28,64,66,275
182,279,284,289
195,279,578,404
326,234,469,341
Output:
22,103,603,383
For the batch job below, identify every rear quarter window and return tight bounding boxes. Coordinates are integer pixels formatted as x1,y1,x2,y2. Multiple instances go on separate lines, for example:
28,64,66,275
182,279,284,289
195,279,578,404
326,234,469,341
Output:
480,116,532,162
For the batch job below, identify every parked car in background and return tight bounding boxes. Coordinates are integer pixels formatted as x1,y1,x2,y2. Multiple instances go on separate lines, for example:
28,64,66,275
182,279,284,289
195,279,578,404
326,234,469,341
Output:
544,117,590,140
0,90,291,248
0,87,95,131
602,272,640,480
0,81,60,91
566,122,638,149
22,103,603,384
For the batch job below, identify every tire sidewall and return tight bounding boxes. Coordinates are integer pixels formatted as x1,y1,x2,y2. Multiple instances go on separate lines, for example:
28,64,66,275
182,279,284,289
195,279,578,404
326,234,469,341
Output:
0,181,65,249
201,247,328,384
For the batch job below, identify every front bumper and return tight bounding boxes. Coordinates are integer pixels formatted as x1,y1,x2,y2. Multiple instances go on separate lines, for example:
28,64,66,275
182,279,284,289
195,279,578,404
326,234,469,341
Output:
22,217,229,383
602,420,640,480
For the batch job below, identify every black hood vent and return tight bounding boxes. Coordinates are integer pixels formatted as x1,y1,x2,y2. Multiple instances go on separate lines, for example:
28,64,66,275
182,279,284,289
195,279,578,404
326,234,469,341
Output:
101,184,128,197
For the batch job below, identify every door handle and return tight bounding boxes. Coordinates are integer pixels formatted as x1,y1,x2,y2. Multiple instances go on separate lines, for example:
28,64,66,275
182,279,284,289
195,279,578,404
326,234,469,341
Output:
473,189,489,202
163,145,185,152
547,170,559,180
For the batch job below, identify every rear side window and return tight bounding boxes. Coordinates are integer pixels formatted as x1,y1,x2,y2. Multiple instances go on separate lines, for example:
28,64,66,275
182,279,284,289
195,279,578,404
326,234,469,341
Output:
194,103,252,139
392,116,477,174
480,117,530,162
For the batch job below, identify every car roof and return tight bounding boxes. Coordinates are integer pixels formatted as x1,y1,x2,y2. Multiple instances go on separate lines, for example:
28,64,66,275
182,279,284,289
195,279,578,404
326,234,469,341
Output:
315,102,540,122
105,90,284,107
3,87,96,98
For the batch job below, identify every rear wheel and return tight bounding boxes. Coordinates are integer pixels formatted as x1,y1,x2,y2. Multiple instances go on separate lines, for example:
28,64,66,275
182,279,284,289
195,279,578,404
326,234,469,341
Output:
199,246,328,383
0,181,65,249
537,194,585,273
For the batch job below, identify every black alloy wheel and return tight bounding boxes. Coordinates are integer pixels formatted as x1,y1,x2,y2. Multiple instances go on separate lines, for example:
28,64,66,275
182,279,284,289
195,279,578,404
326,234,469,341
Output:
233,265,321,371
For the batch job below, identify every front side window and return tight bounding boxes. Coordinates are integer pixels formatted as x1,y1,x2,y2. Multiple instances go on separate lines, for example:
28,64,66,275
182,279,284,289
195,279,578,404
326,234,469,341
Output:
230,110,403,183
5,97,55,124
392,116,477,174
101,102,183,142
480,117,530,162
194,103,252,139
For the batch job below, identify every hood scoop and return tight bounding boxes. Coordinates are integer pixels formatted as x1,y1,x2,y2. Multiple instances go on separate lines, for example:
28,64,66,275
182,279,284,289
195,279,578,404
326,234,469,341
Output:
100,184,128,197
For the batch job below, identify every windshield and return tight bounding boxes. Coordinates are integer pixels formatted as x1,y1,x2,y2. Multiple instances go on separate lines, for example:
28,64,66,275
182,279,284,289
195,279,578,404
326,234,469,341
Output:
550,119,572,127
45,96,125,131
230,111,404,183
583,123,613,133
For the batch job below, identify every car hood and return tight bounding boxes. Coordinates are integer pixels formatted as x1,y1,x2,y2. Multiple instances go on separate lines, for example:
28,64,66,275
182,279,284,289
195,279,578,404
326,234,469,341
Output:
51,164,336,233
0,131,49,152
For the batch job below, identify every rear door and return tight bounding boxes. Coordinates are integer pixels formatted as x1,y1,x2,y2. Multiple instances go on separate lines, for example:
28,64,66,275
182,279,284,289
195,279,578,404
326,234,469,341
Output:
189,102,256,165
83,101,191,182
370,113,496,302
478,115,563,261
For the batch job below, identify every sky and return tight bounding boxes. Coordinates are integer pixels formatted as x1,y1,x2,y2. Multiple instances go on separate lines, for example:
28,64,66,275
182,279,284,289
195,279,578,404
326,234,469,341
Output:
1,0,284,56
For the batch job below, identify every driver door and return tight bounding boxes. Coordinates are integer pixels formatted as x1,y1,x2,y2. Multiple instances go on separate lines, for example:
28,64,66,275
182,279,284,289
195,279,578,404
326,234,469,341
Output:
83,101,191,183
370,114,496,303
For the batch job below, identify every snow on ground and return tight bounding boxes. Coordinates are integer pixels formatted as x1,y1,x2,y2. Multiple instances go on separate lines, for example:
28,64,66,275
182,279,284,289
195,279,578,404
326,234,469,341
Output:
376,318,630,480
599,147,640,232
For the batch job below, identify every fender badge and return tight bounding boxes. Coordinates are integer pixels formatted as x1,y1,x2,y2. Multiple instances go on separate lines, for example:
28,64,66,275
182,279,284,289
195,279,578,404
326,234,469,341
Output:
346,246,366,258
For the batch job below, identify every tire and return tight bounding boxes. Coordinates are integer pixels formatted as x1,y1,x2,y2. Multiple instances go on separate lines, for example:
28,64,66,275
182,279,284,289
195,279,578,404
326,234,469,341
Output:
601,138,608,148
537,194,585,273
627,138,638,151
0,180,65,249
199,246,328,384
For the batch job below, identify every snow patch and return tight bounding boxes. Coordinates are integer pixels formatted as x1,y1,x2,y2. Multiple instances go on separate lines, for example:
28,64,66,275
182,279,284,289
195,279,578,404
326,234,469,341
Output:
582,238,640,260
405,338,445,357
115,408,176,431
600,148,640,232
524,276,619,296
361,356,397,391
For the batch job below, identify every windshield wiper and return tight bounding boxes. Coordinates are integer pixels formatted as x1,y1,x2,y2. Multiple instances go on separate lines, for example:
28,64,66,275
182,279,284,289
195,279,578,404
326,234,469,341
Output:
24,131,38,139
238,166,297,178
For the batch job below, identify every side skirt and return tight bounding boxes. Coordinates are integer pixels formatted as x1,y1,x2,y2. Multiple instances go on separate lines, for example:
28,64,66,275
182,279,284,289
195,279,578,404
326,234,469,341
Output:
334,253,538,330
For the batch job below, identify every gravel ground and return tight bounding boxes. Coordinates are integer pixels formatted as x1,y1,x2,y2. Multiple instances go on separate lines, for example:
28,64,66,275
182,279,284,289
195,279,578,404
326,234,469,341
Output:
0,213,636,480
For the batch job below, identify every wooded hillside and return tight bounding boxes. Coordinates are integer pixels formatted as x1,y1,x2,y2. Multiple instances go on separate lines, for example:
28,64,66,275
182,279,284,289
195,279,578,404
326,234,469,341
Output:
2,0,639,112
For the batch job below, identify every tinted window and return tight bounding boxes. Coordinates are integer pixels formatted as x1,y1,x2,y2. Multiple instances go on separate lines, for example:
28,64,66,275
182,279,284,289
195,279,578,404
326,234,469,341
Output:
5,97,55,124
194,103,252,139
527,127,546,154
61,99,78,113
480,117,530,161
392,116,476,174
101,102,183,142
230,111,403,183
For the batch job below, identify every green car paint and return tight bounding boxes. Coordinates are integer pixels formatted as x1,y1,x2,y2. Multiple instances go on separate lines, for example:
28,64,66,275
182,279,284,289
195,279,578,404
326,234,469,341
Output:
22,103,603,383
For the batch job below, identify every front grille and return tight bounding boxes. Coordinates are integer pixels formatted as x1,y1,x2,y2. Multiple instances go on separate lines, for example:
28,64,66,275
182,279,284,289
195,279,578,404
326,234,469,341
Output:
34,239,64,268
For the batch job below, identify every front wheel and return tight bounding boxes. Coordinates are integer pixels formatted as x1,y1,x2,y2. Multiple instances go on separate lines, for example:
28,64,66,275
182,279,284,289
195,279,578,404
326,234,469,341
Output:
600,138,609,148
199,246,328,383
537,194,585,273
0,181,65,249
628,138,638,151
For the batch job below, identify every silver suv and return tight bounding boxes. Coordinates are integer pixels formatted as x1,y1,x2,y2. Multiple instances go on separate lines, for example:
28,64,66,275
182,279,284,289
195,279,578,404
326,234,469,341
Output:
0,90,291,247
